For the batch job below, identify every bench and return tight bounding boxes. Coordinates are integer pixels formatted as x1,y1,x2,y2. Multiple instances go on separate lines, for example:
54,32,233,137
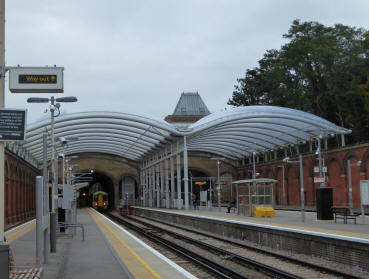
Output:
226,204,236,213
332,206,360,224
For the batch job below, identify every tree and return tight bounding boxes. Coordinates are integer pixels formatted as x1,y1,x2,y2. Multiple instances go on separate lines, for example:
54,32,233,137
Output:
228,20,369,143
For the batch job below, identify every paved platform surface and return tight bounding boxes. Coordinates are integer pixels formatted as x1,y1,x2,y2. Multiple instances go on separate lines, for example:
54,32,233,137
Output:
6,208,196,279
144,206,369,239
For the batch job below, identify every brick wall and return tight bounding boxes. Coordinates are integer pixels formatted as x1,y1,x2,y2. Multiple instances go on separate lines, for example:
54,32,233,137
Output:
235,143,369,209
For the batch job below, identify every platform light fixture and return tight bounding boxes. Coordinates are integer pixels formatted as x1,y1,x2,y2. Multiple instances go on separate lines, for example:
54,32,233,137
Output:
27,96,77,253
210,157,225,212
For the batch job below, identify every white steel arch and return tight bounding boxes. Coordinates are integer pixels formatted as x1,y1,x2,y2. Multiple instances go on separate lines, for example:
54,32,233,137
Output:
23,107,350,164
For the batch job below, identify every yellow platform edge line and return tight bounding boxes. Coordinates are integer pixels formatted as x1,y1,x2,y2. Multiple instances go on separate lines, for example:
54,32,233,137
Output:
6,222,36,243
87,208,162,279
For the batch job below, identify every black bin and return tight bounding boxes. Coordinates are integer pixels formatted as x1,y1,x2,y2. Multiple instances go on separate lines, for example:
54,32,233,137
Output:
316,187,333,220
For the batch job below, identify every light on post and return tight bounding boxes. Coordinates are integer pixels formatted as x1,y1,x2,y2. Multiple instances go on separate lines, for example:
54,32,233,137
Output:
210,157,225,212
27,96,77,253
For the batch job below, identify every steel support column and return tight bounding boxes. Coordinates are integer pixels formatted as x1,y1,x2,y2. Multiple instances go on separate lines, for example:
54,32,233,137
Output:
160,161,164,207
165,159,169,208
176,153,181,209
183,136,189,210
156,164,160,207
170,156,175,208
148,166,153,207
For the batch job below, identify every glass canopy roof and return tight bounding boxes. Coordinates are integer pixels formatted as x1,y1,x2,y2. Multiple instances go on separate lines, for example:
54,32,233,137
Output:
24,106,351,163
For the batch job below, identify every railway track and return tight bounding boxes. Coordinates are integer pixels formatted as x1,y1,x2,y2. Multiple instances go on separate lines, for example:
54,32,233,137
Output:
129,214,363,279
106,212,359,279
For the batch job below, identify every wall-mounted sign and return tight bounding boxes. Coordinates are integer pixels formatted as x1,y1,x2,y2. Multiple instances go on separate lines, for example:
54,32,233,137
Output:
9,67,64,93
314,166,327,173
0,109,26,141
314,177,325,183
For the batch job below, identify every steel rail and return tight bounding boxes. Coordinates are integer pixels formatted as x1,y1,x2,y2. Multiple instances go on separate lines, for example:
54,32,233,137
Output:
114,214,303,279
106,213,247,279
134,214,362,279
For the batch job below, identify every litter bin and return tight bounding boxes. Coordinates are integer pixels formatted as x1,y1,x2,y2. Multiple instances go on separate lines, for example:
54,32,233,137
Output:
128,206,134,215
316,187,333,220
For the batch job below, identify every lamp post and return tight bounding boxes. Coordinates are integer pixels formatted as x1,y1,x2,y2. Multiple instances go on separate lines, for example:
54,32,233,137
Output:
347,159,361,214
0,2,8,276
284,155,305,222
210,157,225,212
27,96,77,252
277,165,286,205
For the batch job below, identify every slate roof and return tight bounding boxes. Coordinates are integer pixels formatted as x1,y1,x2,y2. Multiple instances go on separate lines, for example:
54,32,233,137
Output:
172,92,210,116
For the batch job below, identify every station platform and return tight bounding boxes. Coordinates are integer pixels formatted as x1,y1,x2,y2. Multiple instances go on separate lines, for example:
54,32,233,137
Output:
133,206,369,275
146,206,369,239
5,208,196,279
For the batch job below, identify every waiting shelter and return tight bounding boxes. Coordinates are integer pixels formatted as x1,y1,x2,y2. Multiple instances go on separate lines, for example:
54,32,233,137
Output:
233,178,278,217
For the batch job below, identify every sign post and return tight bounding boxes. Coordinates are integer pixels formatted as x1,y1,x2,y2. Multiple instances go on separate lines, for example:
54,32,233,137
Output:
0,1,8,277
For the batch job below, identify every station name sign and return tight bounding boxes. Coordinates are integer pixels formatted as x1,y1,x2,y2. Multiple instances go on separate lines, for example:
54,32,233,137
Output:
9,67,64,93
0,109,26,141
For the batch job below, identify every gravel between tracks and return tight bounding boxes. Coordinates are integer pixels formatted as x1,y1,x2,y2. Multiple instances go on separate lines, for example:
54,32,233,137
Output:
130,215,369,279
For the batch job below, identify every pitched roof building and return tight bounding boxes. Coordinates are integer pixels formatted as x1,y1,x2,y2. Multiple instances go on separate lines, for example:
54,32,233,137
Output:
164,92,210,128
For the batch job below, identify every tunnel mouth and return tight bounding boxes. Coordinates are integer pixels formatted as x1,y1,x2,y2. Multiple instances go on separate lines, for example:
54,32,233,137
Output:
77,170,115,210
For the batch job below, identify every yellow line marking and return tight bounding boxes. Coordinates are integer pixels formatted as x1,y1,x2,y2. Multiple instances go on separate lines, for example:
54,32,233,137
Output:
6,223,36,243
148,207,369,240
87,208,162,279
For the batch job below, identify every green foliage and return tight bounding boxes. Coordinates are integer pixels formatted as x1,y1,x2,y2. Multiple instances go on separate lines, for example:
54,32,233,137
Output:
228,20,369,143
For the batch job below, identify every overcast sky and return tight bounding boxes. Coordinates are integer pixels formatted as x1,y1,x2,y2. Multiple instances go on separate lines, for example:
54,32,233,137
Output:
4,0,369,123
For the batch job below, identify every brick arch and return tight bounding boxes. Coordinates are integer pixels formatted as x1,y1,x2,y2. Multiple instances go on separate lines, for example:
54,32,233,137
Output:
360,148,369,173
326,156,344,175
188,167,211,177
343,151,361,174
286,164,298,179
264,167,275,179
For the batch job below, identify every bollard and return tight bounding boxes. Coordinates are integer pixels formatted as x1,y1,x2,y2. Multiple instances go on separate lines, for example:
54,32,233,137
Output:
50,212,56,253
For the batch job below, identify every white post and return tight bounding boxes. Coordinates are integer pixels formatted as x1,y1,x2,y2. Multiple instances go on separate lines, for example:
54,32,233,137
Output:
165,159,169,208
299,154,305,223
183,136,189,210
217,160,221,212
156,163,160,207
176,153,181,209
144,168,148,206
170,156,175,208
160,161,164,207
348,159,353,214
148,166,153,207
341,134,346,147
318,138,323,188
